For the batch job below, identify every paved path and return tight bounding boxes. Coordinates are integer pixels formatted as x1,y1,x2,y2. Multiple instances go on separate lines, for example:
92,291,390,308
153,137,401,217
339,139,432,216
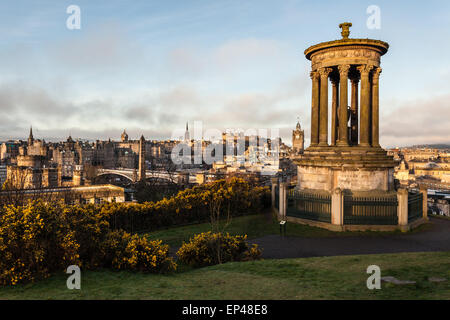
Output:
250,217,450,259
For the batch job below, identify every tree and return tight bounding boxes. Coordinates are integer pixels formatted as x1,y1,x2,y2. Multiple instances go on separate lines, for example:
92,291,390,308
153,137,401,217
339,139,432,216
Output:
207,183,234,264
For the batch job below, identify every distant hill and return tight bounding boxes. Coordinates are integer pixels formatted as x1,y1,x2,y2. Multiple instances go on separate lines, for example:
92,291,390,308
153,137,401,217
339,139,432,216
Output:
410,144,450,149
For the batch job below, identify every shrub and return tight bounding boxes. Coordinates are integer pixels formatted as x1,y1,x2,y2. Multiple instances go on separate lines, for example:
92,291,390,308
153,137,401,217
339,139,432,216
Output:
62,204,111,269
0,201,80,286
0,201,176,286
101,178,271,233
0,178,269,285
110,232,176,273
176,232,262,267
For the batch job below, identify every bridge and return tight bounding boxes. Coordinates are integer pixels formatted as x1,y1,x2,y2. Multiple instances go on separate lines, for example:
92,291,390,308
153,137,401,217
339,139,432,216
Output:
95,168,197,184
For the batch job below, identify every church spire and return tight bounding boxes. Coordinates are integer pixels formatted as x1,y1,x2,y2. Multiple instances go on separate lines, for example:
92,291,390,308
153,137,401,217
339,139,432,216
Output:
28,126,34,145
184,122,190,141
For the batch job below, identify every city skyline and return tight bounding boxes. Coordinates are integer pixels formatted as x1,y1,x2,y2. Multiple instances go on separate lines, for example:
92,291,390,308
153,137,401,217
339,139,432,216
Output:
0,0,449,147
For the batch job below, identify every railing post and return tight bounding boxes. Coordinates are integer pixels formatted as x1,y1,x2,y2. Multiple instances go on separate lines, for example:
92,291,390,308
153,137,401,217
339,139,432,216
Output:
397,188,408,230
271,177,278,209
279,182,287,220
419,186,428,220
331,188,344,230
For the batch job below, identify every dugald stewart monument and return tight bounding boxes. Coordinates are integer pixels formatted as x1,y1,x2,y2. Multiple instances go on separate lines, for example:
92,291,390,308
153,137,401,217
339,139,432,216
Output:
300,22,394,191
281,23,428,232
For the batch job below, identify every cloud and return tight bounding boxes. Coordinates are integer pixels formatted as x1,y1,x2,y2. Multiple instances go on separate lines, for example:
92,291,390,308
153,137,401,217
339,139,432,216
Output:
47,23,147,73
158,85,202,108
0,81,75,119
214,38,283,70
380,94,450,147
166,47,203,76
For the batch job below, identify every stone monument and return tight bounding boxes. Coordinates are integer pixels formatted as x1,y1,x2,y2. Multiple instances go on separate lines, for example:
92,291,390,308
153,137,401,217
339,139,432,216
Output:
296,22,397,192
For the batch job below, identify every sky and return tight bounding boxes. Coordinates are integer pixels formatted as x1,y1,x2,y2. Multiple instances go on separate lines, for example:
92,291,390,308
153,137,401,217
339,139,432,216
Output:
0,0,449,148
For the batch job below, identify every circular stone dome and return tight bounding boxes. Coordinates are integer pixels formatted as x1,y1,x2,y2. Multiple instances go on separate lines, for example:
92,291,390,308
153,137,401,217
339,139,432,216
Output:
304,23,389,71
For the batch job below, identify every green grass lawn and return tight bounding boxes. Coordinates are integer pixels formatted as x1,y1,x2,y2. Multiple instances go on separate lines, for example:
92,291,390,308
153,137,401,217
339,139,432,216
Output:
143,211,431,248
1,251,449,300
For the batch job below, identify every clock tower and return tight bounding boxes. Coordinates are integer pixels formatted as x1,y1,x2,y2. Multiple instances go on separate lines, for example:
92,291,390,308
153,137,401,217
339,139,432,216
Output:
292,119,304,154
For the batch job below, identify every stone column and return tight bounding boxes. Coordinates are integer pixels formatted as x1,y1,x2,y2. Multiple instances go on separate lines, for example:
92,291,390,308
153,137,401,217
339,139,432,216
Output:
371,68,382,147
310,71,320,146
318,68,332,146
397,188,409,230
331,188,344,230
278,183,282,217
357,65,373,147
337,64,350,146
420,186,428,220
138,135,146,181
271,177,278,208
350,74,359,145
330,76,339,146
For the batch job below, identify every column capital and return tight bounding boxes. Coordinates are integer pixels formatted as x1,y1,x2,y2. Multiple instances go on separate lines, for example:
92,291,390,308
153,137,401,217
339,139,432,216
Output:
330,74,340,85
349,69,360,83
350,76,360,84
310,70,320,81
357,64,374,75
372,67,382,82
318,67,333,78
337,64,350,75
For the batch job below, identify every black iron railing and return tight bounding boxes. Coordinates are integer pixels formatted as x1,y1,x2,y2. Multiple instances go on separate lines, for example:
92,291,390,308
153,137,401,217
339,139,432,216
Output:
344,194,398,225
287,189,331,223
275,185,279,211
408,192,423,223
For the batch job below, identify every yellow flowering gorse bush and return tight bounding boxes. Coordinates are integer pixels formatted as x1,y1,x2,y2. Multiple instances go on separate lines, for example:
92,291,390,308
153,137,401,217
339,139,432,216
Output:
0,201,175,286
111,233,176,273
176,231,262,267
101,178,270,233
0,178,268,286
0,201,80,285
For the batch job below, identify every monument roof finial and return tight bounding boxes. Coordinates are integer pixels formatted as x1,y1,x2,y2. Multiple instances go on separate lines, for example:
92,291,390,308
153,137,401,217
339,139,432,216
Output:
339,22,352,39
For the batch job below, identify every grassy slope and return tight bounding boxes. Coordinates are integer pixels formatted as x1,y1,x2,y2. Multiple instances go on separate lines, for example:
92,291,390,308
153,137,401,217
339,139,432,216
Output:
143,212,431,247
1,251,449,300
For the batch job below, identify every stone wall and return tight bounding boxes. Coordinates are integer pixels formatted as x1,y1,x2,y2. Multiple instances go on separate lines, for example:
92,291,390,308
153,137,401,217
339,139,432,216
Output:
298,165,391,191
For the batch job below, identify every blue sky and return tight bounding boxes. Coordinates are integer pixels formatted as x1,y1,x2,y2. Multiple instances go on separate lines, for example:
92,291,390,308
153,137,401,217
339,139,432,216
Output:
0,0,449,147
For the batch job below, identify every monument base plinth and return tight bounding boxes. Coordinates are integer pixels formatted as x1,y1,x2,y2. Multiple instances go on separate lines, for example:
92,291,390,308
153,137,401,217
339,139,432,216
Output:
293,146,398,192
